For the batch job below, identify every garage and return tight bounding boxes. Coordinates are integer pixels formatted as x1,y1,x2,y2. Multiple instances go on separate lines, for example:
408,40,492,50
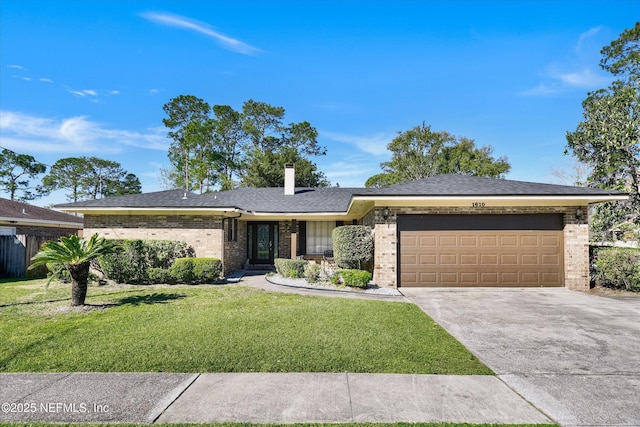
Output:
398,214,564,287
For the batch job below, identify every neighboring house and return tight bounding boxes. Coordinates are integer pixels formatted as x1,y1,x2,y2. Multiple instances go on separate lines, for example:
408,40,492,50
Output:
0,198,84,277
55,167,627,290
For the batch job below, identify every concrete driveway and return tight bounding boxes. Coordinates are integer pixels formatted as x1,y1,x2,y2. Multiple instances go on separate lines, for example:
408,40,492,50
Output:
402,287,640,427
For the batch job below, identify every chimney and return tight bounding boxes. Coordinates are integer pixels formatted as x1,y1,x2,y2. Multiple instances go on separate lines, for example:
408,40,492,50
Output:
284,163,295,196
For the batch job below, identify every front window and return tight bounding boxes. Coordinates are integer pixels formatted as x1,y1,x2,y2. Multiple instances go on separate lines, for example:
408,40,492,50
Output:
306,221,335,254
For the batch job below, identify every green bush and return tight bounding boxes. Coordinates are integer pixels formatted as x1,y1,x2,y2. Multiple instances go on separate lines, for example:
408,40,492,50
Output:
304,262,321,283
340,269,372,288
274,258,308,278
332,226,373,270
146,268,174,284
192,258,223,283
168,258,223,284
170,258,195,283
592,247,640,291
100,239,194,284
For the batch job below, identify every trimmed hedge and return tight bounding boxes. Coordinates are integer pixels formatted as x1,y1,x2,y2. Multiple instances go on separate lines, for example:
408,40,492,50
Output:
274,258,307,278
100,239,194,284
340,269,372,288
146,267,174,284
192,258,223,283
332,225,373,270
169,258,223,284
592,247,640,291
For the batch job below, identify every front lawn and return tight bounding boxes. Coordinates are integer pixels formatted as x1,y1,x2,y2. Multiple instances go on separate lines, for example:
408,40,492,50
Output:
0,279,491,374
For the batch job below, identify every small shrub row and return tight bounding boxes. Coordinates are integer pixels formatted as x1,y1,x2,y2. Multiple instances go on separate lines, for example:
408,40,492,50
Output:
274,258,307,278
592,246,640,291
100,239,194,284
339,269,373,288
146,258,223,284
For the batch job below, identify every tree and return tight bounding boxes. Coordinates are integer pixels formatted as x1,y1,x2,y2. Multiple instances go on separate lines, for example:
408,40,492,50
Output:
30,234,118,306
212,105,247,190
242,99,285,153
365,123,510,187
41,158,92,202
241,146,329,188
0,148,46,201
163,95,214,193
239,99,327,188
42,157,141,202
566,22,640,240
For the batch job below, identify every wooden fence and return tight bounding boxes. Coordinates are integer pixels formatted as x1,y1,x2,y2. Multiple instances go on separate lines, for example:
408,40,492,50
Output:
0,235,50,278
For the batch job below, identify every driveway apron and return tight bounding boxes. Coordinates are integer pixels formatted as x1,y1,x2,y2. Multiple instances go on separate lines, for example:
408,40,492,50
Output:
402,287,640,427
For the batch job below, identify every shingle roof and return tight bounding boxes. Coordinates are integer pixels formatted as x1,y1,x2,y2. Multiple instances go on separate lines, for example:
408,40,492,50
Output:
54,174,627,213
0,198,83,226
358,174,628,196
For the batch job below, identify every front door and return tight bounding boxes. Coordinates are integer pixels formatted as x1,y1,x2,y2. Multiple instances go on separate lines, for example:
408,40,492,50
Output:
249,222,278,265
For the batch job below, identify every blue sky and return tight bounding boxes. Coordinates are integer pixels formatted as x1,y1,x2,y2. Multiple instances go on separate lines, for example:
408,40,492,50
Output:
0,0,635,206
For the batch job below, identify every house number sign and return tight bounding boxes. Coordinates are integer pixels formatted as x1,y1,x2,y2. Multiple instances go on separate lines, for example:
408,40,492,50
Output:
471,202,486,207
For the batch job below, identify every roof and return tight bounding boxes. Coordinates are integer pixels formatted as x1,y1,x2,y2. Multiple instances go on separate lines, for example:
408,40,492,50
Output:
359,174,628,196
54,174,628,215
0,198,84,228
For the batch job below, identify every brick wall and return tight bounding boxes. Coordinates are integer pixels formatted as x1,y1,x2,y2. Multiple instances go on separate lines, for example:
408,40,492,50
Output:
84,213,224,260
223,219,247,274
278,220,292,260
366,205,590,290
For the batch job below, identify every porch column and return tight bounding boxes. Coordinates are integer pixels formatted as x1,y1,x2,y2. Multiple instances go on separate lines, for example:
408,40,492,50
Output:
290,220,297,259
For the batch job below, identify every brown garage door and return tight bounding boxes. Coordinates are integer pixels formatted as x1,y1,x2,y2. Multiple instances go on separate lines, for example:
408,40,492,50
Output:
398,214,564,287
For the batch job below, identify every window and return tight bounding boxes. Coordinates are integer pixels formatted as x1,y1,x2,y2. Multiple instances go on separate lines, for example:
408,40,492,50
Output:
228,218,238,242
306,221,335,254
0,227,16,236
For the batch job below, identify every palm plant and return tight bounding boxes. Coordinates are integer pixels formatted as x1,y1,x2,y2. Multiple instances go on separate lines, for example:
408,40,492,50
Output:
30,233,119,306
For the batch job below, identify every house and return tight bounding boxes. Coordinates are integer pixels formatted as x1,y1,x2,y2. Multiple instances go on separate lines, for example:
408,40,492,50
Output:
55,167,627,290
0,197,83,277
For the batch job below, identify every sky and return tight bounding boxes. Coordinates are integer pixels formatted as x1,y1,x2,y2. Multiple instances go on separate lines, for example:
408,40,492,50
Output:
0,0,635,207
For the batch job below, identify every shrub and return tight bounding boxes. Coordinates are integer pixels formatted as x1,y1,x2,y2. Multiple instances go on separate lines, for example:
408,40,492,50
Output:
340,269,372,288
146,268,174,284
192,258,223,283
170,258,195,283
100,239,146,284
100,239,194,284
592,247,640,291
274,258,308,278
332,226,373,270
304,262,321,283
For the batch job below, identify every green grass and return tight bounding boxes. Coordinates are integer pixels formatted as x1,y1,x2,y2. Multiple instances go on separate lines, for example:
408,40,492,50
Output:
0,279,491,374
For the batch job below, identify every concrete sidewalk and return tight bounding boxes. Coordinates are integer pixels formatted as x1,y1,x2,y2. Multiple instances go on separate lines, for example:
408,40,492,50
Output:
0,372,553,424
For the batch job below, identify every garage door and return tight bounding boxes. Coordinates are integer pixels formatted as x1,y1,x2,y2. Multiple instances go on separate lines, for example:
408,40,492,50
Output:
399,214,564,287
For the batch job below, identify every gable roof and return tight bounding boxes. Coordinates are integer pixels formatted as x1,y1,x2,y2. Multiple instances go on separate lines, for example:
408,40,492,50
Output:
0,198,83,228
54,174,627,216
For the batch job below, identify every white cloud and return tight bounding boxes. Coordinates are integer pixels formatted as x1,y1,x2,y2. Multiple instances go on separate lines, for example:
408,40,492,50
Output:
110,90,120,95
141,11,262,55
323,131,392,156
576,26,602,55
0,111,169,154
83,89,98,96
555,68,609,88
149,88,161,95
518,83,559,97
39,78,54,83
8,64,25,70
67,89,86,97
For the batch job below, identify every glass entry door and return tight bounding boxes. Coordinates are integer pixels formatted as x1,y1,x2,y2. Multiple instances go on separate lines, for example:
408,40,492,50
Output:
249,222,278,265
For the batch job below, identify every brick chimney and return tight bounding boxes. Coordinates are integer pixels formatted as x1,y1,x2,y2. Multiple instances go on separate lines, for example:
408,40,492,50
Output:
284,163,295,196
